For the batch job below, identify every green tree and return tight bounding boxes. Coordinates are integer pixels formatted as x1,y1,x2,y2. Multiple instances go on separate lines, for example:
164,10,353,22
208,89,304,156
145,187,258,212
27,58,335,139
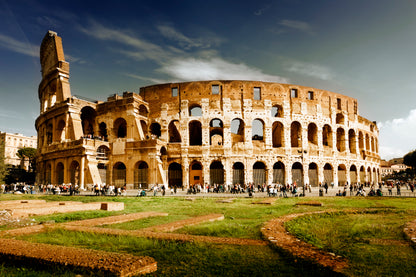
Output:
0,140,6,183
16,147,37,172
403,150,416,178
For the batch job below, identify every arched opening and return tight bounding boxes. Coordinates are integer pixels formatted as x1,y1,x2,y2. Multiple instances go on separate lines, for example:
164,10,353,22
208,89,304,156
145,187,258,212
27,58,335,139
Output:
273,162,285,184
99,122,108,141
168,120,181,143
365,134,370,151
45,163,52,184
168,163,182,188
323,163,333,185
371,137,375,153
139,105,148,117
97,163,108,185
350,165,357,184
360,166,366,183
114,118,127,138
210,161,224,186
113,162,126,187
69,161,80,186
292,162,303,186
308,163,318,187
134,161,148,189
291,121,302,147
232,162,244,185
210,118,223,146
338,164,347,186
56,120,66,142
189,120,202,145
253,162,266,186
367,167,372,184
271,105,283,117
336,128,345,152
349,129,356,154
190,161,203,186
252,119,264,141
56,162,64,185
81,106,97,137
322,124,332,147
96,145,110,160
307,123,318,145
231,118,244,143
336,113,344,124
150,122,161,138
272,121,284,148
372,168,377,185
189,105,202,116
46,123,53,144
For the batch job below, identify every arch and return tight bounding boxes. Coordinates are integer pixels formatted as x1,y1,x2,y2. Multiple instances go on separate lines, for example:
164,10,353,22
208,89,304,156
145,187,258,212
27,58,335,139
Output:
336,113,344,124
210,118,223,145
272,121,284,148
323,163,333,185
160,146,167,156
273,161,285,184
252,119,264,141
46,123,53,144
365,134,370,151
45,163,52,184
371,137,375,153
271,105,283,117
80,106,97,137
291,121,302,147
97,145,110,160
253,161,266,185
134,161,149,189
308,163,318,187
97,163,108,185
114,118,127,138
348,129,356,154
56,162,64,185
210,161,224,186
190,160,203,186
138,104,149,117
338,164,347,186
113,162,126,187
350,165,357,184
99,122,108,141
168,120,181,143
360,166,366,183
336,128,346,152
307,123,318,145
232,162,244,185
322,124,332,147
367,166,372,184
150,122,161,138
358,131,364,150
189,105,202,116
231,118,245,143
292,162,303,186
168,163,182,188
56,120,66,142
69,161,80,186
189,120,202,145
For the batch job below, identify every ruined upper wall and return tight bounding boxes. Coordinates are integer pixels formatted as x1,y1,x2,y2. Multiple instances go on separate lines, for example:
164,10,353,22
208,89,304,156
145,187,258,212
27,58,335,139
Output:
139,80,359,118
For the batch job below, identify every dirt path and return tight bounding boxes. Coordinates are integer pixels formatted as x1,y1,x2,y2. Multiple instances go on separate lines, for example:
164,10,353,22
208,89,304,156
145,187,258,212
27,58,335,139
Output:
261,211,348,273
141,213,224,232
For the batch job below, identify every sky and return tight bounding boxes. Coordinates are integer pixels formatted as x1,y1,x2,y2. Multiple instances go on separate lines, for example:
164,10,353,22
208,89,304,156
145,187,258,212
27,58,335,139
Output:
1,0,416,160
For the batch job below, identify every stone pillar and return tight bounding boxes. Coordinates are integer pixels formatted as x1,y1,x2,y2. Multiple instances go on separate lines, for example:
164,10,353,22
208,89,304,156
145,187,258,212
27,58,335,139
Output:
318,163,324,186
80,156,85,189
225,158,232,186
183,158,189,188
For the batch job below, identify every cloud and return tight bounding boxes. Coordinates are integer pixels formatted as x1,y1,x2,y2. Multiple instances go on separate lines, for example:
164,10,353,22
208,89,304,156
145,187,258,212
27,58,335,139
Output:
254,4,272,16
378,109,416,160
285,60,333,80
0,33,39,57
276,19,314,35
158,58,289,83
123,73,167,84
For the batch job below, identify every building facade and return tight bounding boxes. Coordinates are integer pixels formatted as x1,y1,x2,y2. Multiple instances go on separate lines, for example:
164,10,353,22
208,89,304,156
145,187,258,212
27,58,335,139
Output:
35,31,380,189
0,132,37,169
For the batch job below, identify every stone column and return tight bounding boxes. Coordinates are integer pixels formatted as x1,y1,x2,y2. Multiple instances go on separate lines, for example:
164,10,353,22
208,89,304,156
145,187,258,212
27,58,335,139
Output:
80,156,85,189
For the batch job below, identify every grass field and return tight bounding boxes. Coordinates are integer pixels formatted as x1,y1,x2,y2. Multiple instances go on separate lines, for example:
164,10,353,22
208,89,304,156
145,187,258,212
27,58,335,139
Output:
0,194,415,276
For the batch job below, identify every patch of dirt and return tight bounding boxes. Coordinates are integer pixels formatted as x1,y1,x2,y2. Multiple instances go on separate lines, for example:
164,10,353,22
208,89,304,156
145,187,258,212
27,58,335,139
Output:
403,219,416,246
296,201,323,206
141,213,224,232
0,238,156,276
252,198,276,205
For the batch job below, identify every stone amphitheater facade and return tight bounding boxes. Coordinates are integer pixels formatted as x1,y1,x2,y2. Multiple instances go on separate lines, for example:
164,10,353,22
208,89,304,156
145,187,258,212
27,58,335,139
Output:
35,31,380,189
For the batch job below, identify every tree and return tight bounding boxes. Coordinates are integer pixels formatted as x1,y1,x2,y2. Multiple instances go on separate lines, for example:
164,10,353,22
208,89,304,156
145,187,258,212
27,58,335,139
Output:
0,140,6,183
403,150,416,177
16,147,37,172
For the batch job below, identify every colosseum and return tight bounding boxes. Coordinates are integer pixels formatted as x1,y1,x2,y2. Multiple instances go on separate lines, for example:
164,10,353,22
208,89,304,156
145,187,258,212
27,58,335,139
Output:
35,31,380,190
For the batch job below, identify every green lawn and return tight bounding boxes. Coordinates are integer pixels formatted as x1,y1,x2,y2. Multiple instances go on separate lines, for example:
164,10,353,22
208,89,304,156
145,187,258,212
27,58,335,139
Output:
0,194,414,276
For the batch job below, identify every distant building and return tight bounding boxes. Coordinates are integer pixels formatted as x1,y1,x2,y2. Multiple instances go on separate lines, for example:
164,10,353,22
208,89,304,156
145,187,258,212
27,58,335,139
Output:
0,132,37,169
380,158,410,178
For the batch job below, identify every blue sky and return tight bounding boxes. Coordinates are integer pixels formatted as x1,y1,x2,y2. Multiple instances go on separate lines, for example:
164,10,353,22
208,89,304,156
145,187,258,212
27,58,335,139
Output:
1,0,416,160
